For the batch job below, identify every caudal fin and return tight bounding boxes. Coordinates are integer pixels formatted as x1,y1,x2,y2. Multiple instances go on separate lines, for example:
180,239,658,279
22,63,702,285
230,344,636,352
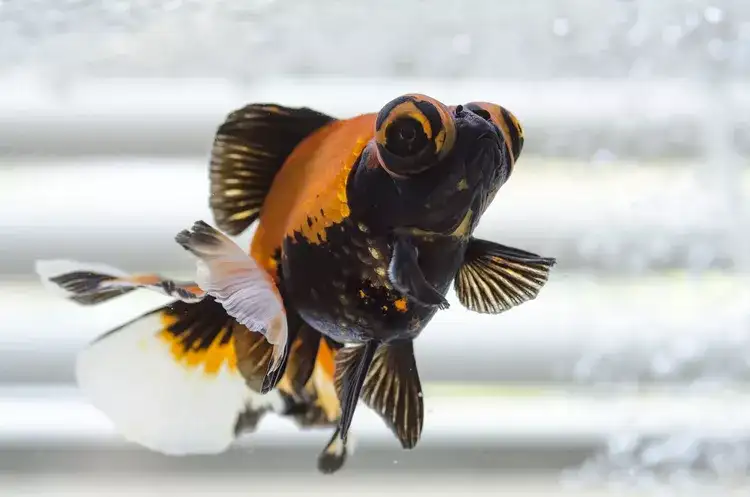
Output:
35,259,205,305
75,297,284,456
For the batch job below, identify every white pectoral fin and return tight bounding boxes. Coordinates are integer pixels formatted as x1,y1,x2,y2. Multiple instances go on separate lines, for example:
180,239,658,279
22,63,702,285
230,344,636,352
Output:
175,220,288,371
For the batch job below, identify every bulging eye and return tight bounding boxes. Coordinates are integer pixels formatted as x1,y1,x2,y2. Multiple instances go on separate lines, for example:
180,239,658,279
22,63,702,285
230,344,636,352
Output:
374,94,456,177
384,116,428,157
464,102,524,166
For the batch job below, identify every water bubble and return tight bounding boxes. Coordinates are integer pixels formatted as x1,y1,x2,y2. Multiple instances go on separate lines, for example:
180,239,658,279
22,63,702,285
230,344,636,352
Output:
703,6,724,24
552,18,569,37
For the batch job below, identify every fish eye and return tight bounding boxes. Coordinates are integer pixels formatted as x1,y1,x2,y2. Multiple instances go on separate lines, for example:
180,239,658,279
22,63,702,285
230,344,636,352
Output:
464,102,524,166
384,117,428,157
374,94,457,177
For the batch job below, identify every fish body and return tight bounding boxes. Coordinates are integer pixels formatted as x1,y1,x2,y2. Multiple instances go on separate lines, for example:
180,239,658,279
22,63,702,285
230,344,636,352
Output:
198,94,556,449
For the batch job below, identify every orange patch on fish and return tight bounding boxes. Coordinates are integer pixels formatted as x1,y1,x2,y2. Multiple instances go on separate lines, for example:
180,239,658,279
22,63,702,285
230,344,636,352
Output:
128,274,162,285
250,114,377,266
292,137,368,244
316,338,336,379
158,313,238,374
393,298,408,312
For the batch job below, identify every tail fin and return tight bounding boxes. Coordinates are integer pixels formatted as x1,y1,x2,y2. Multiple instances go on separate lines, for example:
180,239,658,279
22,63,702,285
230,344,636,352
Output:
209,103,336,236
35,259,205,305
75,297,285,456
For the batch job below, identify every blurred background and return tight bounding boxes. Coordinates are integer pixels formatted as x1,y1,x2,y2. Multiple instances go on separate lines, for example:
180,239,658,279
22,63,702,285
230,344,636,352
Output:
1,0,750,495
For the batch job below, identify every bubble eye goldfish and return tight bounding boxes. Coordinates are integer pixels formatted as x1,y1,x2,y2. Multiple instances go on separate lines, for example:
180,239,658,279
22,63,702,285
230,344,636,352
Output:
36,93,555,474
180,94,556,451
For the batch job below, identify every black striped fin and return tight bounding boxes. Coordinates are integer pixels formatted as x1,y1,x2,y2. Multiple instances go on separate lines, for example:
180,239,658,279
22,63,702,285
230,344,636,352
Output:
35,260,205,306
333,341,378,443
233,320,275,392
209,103,337,235
454,238,556,314
284,323,321,394
360,340,423,449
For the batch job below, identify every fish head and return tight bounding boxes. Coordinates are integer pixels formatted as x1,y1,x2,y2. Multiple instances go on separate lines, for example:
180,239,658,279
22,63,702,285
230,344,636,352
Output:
368,94,523,237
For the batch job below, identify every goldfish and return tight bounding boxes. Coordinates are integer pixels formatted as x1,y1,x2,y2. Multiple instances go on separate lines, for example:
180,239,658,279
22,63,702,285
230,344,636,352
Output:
36,93,555,471
171,94,557,452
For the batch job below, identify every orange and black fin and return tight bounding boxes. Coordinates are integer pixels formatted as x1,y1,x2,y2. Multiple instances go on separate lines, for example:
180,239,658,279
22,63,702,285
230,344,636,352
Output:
318,427,349,474
284,323,321,395
361,340,423,449
210,104,337,236
388,235,450,309
259,322,298,394
35,260,205,305
455,238,556,314
73,296,288,456
232,320,274,392
333,341,379,443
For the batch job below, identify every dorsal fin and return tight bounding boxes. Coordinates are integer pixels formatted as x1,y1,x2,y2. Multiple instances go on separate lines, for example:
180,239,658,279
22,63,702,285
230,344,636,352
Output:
209,104,337,236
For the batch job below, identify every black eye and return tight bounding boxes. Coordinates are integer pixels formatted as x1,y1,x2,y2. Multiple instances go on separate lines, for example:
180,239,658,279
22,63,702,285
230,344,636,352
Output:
384,117,428,158
470,107,492,121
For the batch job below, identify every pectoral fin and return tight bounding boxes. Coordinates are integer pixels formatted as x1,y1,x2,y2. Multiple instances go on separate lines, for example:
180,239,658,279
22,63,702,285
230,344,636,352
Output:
175,220,288,378
454,238,556,314
361,340,423,449
388,236,449,310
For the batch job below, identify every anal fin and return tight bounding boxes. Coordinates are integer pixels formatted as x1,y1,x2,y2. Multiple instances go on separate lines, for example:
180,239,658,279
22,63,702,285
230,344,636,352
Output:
388,236,449,310
210,103,337,236
455,237,556,314
361,340,423,449
333,341,379,443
